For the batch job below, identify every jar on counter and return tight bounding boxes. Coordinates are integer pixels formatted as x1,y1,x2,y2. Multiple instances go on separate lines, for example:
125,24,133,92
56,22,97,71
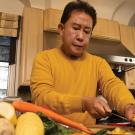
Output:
2,96,22,103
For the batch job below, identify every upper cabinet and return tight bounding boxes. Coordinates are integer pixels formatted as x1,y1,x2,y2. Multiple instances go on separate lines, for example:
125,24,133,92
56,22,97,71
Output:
120,25,135,55
44,9,62,32
44,8,120,41
120,25,135,89
92,18,120,41
0,12,19,37
19,7,44,86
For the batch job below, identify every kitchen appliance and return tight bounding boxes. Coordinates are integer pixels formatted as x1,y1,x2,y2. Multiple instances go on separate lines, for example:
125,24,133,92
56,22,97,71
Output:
88,38,135,72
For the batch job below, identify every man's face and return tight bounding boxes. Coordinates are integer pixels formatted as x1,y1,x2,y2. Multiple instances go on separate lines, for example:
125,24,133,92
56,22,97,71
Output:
58,10,93,57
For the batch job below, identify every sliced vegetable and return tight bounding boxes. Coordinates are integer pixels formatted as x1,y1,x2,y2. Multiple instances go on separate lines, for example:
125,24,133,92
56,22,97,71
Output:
12,100,92,134
0,101,17,125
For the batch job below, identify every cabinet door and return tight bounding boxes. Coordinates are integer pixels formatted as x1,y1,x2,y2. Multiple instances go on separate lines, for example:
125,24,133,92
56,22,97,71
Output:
19,7,43,85
44,9,62,32
125,70,135,89
120,24,135,89
0,12,19,37
92,18,120,41
43,9,120,41
120,25,135,54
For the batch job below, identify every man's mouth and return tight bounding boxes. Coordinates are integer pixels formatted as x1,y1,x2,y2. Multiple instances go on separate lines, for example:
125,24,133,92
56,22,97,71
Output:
73,44,83,48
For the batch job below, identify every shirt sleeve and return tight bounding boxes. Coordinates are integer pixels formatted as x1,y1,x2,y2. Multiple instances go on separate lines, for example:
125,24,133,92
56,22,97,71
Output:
30,52,82,114
98,59,135,114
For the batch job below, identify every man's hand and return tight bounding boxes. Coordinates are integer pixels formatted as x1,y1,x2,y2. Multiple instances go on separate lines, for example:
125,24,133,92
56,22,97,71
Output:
124,104,135,121
82,96,112,119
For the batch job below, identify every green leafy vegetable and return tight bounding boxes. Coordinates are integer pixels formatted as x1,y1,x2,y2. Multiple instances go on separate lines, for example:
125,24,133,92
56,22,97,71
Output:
37,112,77,135
94,129,108,135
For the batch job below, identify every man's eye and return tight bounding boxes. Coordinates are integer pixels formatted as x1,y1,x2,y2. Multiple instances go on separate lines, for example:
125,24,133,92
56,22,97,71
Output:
73,27,80,30
84,30,91,34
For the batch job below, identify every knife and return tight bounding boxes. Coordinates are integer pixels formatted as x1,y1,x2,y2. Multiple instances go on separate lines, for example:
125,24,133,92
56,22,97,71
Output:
109,112,135,126
110,112,129,121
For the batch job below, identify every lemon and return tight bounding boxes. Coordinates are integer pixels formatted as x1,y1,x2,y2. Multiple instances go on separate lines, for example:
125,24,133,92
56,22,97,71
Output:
16,112,44,135
0,102,17,125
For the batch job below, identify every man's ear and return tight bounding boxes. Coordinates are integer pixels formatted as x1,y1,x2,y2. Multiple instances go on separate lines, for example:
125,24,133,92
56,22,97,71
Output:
57,23,64,36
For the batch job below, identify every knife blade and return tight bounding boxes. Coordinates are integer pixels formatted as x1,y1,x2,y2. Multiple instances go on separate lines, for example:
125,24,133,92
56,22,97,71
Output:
110,112,129,121
109,112,135,126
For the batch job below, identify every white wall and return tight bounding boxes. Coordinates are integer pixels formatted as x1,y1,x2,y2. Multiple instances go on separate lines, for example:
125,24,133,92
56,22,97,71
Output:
49,0,73,10
0,0,24,15
88,0,135,26
112,0,135,25
44,0,88,9
30,0,45,9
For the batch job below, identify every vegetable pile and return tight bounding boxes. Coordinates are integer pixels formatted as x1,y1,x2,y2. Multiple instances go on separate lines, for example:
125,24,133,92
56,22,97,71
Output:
12,100,92,134
0,100,91,135
1,100,135,135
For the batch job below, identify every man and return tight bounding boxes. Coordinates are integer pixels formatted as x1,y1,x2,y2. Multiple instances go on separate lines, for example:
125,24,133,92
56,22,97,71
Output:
30,0,135,126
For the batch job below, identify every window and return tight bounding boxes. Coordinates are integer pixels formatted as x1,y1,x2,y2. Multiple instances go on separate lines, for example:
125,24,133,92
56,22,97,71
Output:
0,62,8,98
0,36,16,99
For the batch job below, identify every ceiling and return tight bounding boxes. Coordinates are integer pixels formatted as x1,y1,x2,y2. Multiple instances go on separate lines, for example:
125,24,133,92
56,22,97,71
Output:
18,0,135,26
88,0,135,26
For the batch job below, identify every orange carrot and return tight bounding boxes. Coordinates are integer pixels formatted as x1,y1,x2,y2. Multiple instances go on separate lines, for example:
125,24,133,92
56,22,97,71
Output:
12,100,92,134
69,133,89,135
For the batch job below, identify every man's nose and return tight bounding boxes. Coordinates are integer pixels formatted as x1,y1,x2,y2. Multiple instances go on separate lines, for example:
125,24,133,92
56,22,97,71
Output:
77,31,84,41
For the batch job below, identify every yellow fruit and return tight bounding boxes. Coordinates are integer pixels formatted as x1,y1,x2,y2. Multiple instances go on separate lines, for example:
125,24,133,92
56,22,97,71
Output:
0,102,17,125
0,118,15,135
16,112,44,135
111,127,126,134
132,115,135,122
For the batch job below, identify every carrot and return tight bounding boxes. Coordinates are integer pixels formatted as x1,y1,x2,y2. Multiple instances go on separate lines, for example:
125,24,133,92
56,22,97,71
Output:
69,133,89,135
12,100,92,134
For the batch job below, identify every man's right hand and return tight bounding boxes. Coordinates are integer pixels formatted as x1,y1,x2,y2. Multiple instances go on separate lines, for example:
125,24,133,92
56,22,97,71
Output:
82,96,112,119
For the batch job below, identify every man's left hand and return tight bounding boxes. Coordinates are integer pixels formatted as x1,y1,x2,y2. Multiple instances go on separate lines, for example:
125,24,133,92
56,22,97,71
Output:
124,104,135,121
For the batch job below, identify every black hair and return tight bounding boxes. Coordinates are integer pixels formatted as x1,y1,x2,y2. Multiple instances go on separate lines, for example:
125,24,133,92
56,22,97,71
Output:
60,0,97,29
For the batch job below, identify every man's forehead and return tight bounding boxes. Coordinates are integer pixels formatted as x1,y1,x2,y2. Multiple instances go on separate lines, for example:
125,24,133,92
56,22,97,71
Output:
69,11,93,28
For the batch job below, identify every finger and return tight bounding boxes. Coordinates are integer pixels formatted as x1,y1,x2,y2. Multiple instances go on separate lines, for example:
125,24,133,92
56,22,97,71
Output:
103,104,112,114
94,101,108,117
91,111,102,119
99,99,112,113
95,99,112,117
125,105,135,120
126,111,135,120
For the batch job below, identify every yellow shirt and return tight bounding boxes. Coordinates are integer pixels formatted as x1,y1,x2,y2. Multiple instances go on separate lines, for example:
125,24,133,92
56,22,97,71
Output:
30,48,135,127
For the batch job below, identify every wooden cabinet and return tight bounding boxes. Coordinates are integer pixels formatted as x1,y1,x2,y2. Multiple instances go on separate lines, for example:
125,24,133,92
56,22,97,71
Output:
44,9,62,32
19,7,43,85
43,8,120,41
120,25,135,55
92,18,120,41
0,12,19,37
120,24,135,89
125,69,135,89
